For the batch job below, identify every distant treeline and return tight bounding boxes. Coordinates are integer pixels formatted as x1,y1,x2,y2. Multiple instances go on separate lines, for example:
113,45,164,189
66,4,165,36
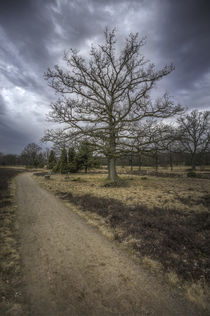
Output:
1,146,210,172
117,151,210,171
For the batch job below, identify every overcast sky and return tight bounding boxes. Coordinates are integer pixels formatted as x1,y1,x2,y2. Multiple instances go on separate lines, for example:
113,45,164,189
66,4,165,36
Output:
0,0,210,154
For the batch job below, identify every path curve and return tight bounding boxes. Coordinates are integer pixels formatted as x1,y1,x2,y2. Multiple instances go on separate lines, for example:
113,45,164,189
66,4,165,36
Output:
17,173,201,315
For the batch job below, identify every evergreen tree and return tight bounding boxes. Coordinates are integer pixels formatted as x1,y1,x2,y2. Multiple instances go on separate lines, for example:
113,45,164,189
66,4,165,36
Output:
47,150,57,169
59,147,68,173
77,142,99,173
67,147,78,172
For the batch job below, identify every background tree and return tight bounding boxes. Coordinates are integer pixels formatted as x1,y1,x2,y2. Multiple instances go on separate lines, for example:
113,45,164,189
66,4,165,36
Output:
47,150,57,169
0,154,18,166
44,28,181,181
148,124,178,171
58,147,68,173
177,110,210,170
129,121,173,171
20,143,44,167
67,147,78,172
77,141,99,173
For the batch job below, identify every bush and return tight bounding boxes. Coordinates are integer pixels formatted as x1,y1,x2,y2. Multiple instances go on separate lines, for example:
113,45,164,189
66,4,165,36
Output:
187,171,197,178
71,177,81,182
68,162,78,173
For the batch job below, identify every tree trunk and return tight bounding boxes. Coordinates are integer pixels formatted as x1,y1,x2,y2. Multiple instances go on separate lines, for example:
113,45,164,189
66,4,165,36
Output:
169,151,173,171
108,157,118,181
107,127,118,181
199,152,205,171
107,158,111,179
138,154,142,171
130,157,133,173
191,154,196,171
155,150,158,172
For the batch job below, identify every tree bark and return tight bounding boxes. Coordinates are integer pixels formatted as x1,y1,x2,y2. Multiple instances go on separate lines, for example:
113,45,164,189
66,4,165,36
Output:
169,151,173,171
154,150,158,172
108,157,118,181
107,158,111,179
130,156,133,173
138,154,142,172
107,126,118,181
191,154,196,171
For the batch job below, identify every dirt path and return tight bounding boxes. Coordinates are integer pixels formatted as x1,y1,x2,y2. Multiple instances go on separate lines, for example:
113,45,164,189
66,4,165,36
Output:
16,173,201,316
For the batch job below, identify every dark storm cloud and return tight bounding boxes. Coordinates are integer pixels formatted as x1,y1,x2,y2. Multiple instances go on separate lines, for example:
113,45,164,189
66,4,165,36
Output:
157,0,210,91
0,0,209,153
0,60,40,92
0,0,57,101
46,0,141,54
0,0,55,67
0,116,31,154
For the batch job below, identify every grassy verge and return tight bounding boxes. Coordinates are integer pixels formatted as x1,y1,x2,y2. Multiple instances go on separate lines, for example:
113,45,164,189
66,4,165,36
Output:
0,168,25,315
33,171,210,311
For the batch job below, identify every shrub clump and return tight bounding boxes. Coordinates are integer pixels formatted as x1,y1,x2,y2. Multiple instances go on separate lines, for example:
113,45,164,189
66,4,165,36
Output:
103,178,130,188
187,171,197,178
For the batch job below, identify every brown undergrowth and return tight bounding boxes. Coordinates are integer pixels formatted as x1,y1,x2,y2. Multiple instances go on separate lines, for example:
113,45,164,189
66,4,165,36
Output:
0,168,25,315
57,191,209,283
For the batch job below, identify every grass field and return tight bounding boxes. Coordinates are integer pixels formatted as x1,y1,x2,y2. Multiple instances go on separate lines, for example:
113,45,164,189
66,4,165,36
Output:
0,167,24,315
34,168,210,309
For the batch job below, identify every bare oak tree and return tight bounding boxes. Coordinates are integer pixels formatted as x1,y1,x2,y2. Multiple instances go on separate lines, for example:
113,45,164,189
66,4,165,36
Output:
177,110,210,170
44,29,181,180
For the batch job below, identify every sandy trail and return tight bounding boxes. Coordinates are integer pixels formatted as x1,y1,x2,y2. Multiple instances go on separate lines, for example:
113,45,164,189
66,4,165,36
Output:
16,173,200,316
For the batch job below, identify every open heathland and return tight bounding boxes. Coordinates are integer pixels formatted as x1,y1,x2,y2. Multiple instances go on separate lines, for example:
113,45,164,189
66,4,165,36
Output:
34,170,210,309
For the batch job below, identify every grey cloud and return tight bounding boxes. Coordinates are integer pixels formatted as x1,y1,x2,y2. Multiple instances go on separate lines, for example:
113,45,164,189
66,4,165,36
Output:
0,0,55,66
0,64,39,92
0,95,6,115
50,0,144,50
0,115,46,154
0,1,56,100
156,0,210,89
0,0,209,153
0,119,29,153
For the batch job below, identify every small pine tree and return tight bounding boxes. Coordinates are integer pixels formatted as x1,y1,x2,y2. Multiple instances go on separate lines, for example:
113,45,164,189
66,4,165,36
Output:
59,147,68,173
77,142,99,173
68,147,76,163
68,147,78,172
47,150,57,169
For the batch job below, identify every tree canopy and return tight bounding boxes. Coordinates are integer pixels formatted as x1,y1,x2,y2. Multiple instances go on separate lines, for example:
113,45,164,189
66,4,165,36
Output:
177,110,210,170
20,143,44,167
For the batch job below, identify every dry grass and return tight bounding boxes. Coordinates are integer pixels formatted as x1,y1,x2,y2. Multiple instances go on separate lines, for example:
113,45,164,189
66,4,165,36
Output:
142,257,162,274
185,281,209,309
0,168,25,315
63,201,115,241
166,271,180,286
34,171,210,213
